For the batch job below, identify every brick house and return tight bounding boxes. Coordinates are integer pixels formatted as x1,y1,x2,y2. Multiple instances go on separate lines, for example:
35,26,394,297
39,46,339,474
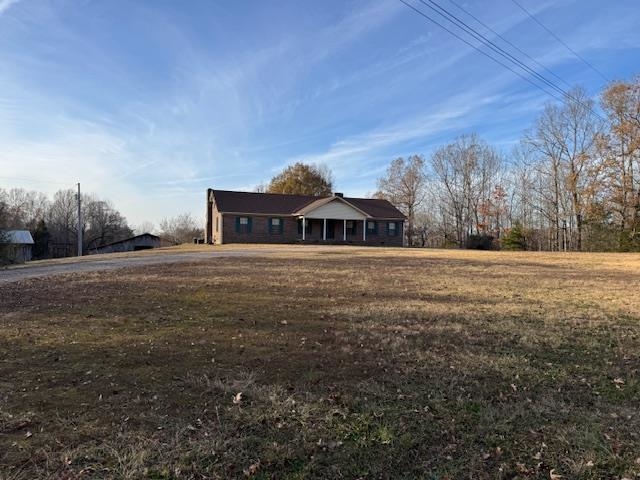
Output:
205,189,406,246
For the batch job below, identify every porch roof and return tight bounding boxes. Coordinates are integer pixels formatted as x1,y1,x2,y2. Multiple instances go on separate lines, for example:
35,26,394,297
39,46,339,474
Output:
293,196,368,219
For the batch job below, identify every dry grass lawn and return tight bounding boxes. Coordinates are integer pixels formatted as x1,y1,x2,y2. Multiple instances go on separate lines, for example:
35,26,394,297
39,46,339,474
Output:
1,246,639,479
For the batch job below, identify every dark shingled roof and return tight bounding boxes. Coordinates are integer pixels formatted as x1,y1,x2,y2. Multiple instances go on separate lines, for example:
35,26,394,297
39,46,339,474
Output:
210,190,405,219
344,197,406,219
211,190,318,215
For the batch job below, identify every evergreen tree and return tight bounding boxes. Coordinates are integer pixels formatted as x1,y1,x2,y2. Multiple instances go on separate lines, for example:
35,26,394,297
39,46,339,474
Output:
502,222,526,250
32,219,50,259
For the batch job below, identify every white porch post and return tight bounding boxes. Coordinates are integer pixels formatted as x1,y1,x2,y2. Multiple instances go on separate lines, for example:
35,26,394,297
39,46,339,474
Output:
363,219,367,242
323,218,327,241
343,219,347,241
302,216,306,241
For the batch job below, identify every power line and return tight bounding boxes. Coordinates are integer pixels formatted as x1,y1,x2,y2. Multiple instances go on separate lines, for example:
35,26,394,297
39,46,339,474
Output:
446,0,572,89
418,0,603,119
418,0,573,102
398,0,605,121
396,0,566,105
510,0,609,83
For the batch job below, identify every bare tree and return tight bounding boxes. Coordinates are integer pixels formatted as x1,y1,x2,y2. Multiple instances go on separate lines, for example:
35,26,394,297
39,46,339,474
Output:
505,145,542,250
253,183,267,193
83,197,133,251
524,88,600,250
0,188,49,230
47,189,78,257
0,187,134,257
46,190,133,256
160,213,202,244
376,155,427,246
430,134,502,247
134,221,156,235
0,196,9,262
599,76,640,249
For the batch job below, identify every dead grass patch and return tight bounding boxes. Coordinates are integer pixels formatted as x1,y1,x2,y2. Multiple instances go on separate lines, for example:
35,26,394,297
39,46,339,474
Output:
1,247,640,479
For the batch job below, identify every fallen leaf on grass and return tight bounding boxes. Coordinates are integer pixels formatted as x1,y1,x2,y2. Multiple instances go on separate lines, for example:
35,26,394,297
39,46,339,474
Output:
243,461,260,476
549,469,562,479
233,392,243,404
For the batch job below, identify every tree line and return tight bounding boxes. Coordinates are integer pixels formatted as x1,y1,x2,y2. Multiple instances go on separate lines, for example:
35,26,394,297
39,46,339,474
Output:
3,76,637,256
376,76,640,251
0,187,203,260
0,187,134,259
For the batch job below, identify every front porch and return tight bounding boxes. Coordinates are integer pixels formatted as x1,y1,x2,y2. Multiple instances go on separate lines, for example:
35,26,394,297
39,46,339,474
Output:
294,194,370,244
299,217,373,243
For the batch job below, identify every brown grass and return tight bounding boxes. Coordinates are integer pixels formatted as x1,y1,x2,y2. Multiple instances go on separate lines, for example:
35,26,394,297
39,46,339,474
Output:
1,246,639,479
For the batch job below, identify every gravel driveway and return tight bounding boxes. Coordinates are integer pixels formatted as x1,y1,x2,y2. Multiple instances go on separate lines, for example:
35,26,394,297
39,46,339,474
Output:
0,249,275,284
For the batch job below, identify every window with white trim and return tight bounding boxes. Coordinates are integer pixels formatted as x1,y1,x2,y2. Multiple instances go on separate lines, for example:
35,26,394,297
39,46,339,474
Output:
269,217,283,234
236,216,252,233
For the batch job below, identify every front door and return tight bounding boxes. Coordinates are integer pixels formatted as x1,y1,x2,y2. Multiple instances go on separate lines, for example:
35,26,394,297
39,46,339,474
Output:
326,220,335,239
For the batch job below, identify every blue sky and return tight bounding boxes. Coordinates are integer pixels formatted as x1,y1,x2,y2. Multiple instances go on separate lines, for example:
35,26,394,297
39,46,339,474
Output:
1,0,638,228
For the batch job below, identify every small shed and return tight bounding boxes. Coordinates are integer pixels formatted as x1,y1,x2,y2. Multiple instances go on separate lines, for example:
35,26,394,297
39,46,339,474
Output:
93,233,162,254
0,230,35,263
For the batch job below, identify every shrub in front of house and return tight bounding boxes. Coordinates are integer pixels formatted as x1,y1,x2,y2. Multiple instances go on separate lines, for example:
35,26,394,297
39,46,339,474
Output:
466,234,495,250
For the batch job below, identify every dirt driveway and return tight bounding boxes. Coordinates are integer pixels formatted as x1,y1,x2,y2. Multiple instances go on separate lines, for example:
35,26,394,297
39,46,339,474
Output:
0,246,279,284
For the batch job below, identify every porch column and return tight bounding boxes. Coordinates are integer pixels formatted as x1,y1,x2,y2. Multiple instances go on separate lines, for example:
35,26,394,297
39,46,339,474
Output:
343,219,347,241
363,219,367,242
323,218,327,241
302,216,306,241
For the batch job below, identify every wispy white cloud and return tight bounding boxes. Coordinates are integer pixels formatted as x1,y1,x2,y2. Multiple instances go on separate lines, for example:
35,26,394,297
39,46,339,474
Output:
287,91,494,174
0,0,19,16
161,0,402,133
1,0,637,224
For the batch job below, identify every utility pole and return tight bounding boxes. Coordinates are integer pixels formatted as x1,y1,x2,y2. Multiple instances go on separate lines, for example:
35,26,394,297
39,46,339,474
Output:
76,182,83,256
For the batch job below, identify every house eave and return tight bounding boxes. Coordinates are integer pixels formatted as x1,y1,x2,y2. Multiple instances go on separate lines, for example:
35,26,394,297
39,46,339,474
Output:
293,196,371,218
217,211,405,221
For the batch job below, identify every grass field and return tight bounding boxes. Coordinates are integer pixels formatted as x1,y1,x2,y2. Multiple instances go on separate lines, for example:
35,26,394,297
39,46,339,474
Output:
1,246,639,479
